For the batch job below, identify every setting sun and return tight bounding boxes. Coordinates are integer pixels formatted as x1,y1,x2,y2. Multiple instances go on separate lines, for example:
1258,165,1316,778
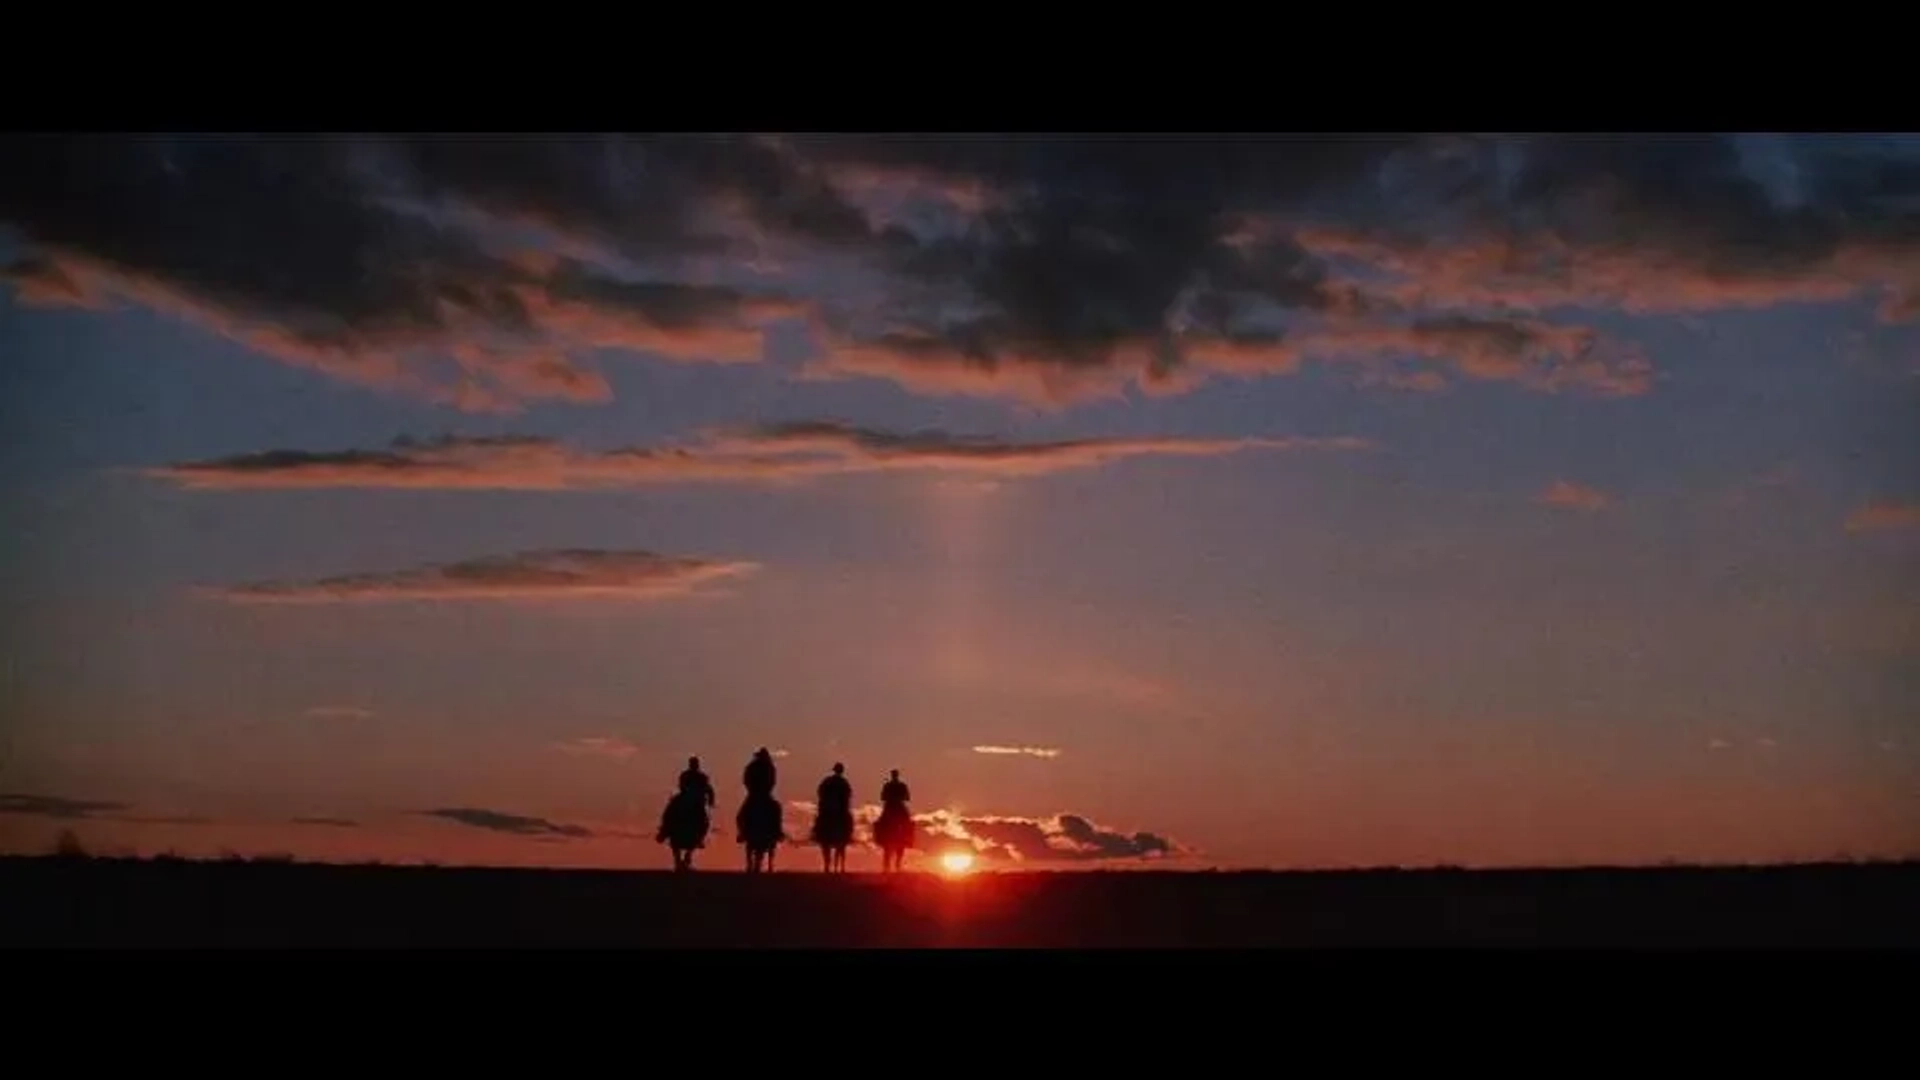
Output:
938,851,976,875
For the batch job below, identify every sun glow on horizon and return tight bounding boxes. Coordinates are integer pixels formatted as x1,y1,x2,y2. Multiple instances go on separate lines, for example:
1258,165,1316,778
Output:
938,850,976,875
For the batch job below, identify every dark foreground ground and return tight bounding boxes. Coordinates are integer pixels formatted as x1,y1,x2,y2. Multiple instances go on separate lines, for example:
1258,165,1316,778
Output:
4,856,1917,947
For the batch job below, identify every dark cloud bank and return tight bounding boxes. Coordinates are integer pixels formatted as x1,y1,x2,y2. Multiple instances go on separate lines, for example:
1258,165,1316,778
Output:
7,134,1913,411
4,790,1185,865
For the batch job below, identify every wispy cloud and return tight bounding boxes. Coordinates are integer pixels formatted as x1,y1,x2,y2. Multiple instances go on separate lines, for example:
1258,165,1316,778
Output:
143,424,1373,492
0,792,211,827
304,705,374,720
554,736,641,760
0,792,130,820
971,745,1062,759
1537,480,1613,513
1844,500,1920,532
290,816,359,828
421,807,591,839
1721,463,1806,509
204,549,758,604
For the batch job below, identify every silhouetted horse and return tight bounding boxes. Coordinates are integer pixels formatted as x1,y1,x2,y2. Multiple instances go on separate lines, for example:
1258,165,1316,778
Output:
657,791,710,872
872,804,916,873
874,770,915,872
811,804,854,873
736,793,786,872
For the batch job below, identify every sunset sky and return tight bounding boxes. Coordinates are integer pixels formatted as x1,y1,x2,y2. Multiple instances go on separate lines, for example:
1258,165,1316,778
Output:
1,133,1915,871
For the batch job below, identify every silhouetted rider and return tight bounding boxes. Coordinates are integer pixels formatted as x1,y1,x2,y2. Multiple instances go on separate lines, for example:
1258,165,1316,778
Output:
743,747,777,797
818,762,852,812
873,768,914,871
880,769,910,808
679,756,716,808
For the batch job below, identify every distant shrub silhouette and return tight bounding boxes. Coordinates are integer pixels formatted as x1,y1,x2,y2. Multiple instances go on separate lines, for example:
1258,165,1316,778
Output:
51,830,89,860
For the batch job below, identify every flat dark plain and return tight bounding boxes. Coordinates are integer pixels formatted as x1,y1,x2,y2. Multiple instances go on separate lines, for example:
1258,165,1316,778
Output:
4,856,1916,948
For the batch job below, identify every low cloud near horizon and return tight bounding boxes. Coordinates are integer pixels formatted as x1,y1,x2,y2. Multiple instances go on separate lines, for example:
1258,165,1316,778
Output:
788,800,1183,863
204,549,758,604
1,792,131,821
1,792,212,829
2,787,1170,866
421,807,592,839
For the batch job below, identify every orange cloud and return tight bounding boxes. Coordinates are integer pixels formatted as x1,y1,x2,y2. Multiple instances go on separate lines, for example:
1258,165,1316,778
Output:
555,736,642,760
1294,226,1911,322
1537,480,1613,513
145,424,1373,492
5,247,798,415
1,255,102,307
1844,501,1920,532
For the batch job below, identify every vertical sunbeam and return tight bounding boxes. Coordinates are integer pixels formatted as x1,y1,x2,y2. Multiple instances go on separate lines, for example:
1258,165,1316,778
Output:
922,478,1004,689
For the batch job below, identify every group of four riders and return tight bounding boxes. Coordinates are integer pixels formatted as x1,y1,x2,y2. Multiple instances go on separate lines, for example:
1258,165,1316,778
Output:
655,747,917,872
